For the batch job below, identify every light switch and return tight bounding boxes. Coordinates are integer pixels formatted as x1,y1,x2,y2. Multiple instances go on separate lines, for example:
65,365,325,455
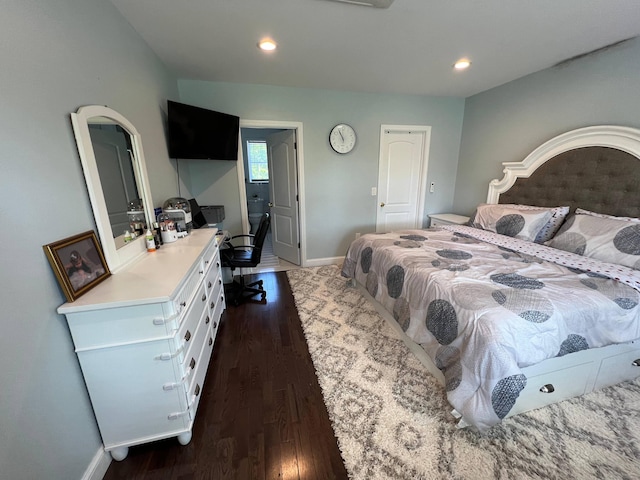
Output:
429,182,435,193
371,187,377,196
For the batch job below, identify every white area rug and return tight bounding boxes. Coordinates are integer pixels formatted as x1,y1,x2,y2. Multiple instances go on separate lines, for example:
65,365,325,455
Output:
287,265,640,480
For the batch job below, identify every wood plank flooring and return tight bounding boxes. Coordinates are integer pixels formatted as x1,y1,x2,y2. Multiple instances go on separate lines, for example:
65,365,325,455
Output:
102,271,348,480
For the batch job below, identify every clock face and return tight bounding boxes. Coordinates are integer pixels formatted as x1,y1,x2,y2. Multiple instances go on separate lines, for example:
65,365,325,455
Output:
329,124,356,154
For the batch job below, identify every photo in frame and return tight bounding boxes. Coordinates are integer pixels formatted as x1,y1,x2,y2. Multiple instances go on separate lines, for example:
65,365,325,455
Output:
43,230,111,302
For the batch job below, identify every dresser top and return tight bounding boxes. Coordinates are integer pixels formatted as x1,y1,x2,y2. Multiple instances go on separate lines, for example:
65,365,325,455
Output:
58,228,217,314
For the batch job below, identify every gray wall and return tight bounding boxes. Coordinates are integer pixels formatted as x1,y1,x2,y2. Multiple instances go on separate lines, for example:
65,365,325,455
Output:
0,1,178,478
177,81,465,260
454,37,640,216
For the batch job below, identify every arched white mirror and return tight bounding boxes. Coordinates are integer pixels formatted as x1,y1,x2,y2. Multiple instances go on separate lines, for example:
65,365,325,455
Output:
71,105,155,272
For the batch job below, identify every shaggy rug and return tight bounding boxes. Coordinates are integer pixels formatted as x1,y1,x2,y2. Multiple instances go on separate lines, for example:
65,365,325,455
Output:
286,265,640,480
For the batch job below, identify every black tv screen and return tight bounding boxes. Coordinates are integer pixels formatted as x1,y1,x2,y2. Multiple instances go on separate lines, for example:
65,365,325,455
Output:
167,100,239,160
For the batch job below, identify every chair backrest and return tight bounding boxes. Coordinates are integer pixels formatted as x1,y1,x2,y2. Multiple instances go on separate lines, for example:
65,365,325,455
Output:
250,213,271,264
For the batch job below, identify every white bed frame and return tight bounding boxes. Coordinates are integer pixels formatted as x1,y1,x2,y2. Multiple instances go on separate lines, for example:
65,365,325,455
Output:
355,125,640,427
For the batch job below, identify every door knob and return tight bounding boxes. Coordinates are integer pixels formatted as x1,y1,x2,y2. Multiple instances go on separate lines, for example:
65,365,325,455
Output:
380,202,385,207
268,202,273,207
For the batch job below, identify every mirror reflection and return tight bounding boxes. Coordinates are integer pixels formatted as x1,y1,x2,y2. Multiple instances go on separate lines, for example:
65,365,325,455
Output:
88,117,146,241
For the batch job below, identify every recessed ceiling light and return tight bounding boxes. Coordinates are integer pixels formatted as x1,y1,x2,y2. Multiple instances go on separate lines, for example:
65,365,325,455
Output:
258,39,277,51
454,58,471,70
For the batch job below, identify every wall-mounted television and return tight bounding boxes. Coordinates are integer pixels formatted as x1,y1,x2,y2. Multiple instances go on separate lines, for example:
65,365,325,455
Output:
167,100,240,160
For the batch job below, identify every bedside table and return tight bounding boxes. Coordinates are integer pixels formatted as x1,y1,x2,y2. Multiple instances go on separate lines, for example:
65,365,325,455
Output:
429,213,470,226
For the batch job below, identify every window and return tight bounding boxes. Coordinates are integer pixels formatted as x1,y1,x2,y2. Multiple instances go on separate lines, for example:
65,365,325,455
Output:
247,140,269,182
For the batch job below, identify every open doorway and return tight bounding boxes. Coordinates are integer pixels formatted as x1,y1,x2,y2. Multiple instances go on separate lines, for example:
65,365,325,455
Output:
237,120,306,270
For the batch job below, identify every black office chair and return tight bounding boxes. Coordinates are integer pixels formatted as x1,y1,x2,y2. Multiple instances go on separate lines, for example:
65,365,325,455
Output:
220,213,271,305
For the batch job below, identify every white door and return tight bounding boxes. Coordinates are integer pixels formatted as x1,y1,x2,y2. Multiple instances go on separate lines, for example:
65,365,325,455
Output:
266,130,301,265
376,126,431,232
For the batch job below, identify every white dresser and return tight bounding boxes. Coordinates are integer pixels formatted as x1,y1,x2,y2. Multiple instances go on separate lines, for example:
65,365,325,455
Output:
58,229,225,461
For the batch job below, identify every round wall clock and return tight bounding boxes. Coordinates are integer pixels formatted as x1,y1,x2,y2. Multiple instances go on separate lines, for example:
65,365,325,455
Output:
329,123,357,154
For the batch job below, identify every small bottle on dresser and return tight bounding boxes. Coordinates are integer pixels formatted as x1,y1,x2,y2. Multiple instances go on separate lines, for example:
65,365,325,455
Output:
145,229,156,252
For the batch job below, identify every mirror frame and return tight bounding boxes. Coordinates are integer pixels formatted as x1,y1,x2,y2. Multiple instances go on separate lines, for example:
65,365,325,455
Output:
71,105,155,273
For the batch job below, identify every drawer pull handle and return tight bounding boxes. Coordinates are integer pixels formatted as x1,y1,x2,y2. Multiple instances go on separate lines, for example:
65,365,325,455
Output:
195,384,201,397
156,342,185,361
205,315,210,324
180,301,186,307
168,410,189,420
190,357,196,370
184,330,191,342
632,359,640,367
168,395,197,420
163,367,192,390
208,281,212,289
210,301,215,310
216,262,220,268
213,321,217,329
205,259,210,265
201,293,207,302
218,278,222,285
199,270,204,274
540,384,555,394
208,337,213,346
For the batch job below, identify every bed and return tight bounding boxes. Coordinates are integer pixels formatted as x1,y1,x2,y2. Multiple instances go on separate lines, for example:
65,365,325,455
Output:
341,125,640,431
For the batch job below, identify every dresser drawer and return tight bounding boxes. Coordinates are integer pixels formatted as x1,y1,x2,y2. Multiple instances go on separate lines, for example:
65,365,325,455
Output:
173,263,206,323
187,323,217,421
594,347,640,390
202,241,220,275
211,290,225,338
172,283,208,363
510,361,593,416
68,302,175,350
180,306,211,384
78,339,188,447
207,272,224,315
205,264,222,302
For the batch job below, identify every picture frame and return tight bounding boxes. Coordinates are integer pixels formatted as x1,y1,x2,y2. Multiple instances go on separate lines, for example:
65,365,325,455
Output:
43,230,111,302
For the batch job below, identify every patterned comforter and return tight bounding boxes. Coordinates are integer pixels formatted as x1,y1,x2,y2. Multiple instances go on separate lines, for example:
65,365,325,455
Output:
341,225,640,431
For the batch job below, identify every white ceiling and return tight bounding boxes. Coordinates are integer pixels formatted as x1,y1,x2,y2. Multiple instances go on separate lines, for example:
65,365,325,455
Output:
110,0,640,97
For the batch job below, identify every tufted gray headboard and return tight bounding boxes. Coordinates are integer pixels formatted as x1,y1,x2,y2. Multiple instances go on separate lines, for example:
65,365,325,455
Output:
499,146,640,218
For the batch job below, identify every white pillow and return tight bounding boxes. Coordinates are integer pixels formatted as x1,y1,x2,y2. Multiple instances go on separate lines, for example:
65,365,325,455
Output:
547,213,640,270
472,204,553,242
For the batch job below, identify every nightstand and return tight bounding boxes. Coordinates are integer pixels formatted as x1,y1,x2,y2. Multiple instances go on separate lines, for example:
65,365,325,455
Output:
429,213,470,226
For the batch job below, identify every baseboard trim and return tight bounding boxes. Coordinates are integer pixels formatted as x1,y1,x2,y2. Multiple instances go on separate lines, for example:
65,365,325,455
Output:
82,447,111,480
304,256,343,267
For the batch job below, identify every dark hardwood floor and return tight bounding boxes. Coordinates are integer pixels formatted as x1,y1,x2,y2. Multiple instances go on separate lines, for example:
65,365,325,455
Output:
103,271,348,480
